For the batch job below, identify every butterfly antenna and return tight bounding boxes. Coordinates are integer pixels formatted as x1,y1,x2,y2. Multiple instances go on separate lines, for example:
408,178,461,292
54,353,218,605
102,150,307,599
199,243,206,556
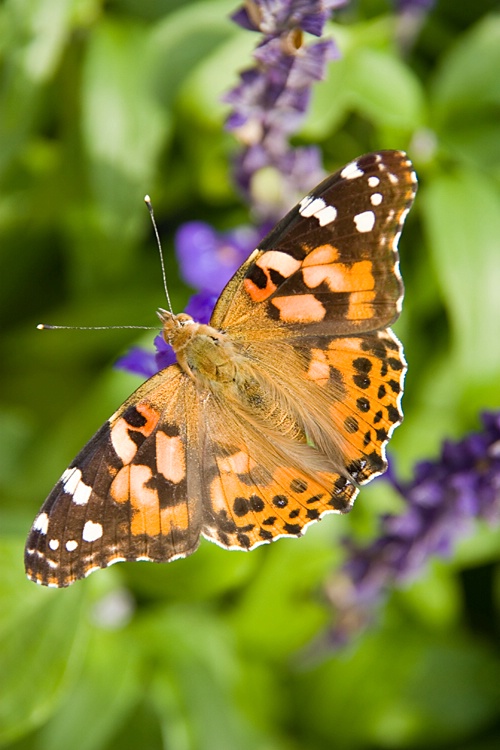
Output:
37,324,157,331
144,195,174,315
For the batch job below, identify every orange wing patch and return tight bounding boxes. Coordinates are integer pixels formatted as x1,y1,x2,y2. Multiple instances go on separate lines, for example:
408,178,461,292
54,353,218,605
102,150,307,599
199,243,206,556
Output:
244,250,301,302
320,332,405,481
110,462,190,537
302,244,340,266
110,402,160,463
205,461,356,551
156,432,186,484
271,294,326,323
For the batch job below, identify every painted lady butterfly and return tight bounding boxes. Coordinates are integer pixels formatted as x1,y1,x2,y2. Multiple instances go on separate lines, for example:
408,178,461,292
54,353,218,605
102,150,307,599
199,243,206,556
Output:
25,150,417,587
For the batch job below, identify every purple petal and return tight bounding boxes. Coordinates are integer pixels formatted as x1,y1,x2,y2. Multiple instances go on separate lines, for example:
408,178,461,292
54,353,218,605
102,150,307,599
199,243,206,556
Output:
115,346,159,379
175,221,259,295
153,333,176,371
230,6,258,31
184,291,219,324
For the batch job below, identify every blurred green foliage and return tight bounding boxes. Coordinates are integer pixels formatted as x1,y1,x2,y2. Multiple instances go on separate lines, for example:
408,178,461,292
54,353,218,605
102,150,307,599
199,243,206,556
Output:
1,1,500,748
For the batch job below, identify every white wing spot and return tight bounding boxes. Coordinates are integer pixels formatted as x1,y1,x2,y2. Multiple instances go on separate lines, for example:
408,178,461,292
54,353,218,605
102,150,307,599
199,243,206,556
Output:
62,467,92,505
47,559,59,569
49,539,60,551
299,196,337,225
299,196,326,217
82,520,103,542
354,210,376,233
62,467,81,493
370,193,383,206
33,512,49,534
107,557,127,567
387,172,399,185
65,540,78,552
72,481,92,506
299,195,313,214
340,161,364,180
315,205,337,226
368,175,380,187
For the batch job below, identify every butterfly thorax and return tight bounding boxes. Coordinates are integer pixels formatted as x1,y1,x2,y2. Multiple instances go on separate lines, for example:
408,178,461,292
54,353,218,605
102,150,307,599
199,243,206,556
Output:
159,309,238,384
160,310,304,439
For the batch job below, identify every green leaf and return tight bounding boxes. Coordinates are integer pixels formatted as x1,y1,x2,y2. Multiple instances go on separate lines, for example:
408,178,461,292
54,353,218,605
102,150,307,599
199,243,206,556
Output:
420,167,500,384
305,20,425,139
295,628,500,748
0,539,88,745
178,30,255,127
0,0,80,176
227,523,340,659
346,47,425,131
431,15,500,169
82,20,169,243
432,15,500,120
139,606,265,750
38,628,141,750
120,538,259,602
149,0,239,112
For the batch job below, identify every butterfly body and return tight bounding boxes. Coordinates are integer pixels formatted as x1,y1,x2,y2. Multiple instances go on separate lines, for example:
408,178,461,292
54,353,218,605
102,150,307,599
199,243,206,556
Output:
26,150,417,587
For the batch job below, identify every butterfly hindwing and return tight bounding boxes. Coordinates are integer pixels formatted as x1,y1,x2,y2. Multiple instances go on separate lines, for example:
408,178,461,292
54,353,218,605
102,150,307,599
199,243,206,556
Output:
196,391,357,551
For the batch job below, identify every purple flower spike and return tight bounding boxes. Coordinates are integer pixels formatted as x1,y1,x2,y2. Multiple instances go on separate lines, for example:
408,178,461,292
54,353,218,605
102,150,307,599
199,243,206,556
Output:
232,1,347,37
329,413,500,645
153,333,176,371
227,1,347,217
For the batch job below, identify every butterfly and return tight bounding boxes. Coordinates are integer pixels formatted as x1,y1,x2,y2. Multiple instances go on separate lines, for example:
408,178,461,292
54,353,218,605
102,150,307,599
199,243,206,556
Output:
25,150,417,587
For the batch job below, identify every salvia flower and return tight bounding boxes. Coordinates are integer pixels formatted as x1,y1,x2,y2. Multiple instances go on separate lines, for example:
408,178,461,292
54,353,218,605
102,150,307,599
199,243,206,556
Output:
328,413,500,645
226,0,347,216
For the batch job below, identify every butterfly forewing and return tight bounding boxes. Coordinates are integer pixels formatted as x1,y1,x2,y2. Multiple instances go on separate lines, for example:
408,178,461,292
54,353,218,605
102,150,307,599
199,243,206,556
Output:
211,150,416,337
25,150,417,587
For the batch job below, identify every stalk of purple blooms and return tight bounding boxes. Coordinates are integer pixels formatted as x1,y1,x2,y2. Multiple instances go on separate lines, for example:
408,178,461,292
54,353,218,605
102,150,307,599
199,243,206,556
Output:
328,412,500,646
226,0,347,217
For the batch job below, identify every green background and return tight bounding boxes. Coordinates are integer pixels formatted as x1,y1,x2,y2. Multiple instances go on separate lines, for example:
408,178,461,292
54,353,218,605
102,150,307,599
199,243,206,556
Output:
1,1,500,748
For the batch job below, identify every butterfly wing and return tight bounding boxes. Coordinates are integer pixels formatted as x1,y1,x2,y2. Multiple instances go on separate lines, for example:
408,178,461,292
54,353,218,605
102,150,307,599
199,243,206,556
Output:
210,150,415,486
196,387,358,552
211,150,416,338
26,150,416,586
25,366,203,587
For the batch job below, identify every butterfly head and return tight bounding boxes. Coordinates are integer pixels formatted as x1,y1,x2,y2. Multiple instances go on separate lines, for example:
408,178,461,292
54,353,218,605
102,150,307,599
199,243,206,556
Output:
157,308,195,340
